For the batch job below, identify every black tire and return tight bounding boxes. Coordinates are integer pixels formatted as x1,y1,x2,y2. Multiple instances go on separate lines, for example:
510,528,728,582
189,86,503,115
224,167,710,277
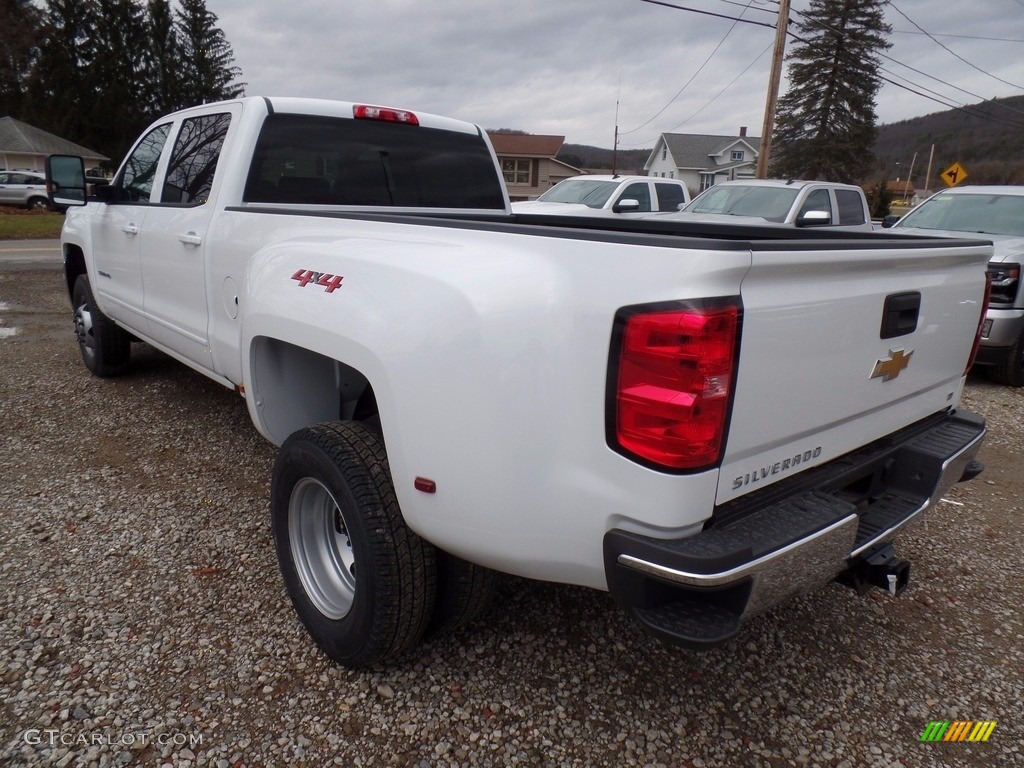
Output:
271,421,437,668
27,196,52,211
71,274,131,376
428,552,495,638
988,331,1024,387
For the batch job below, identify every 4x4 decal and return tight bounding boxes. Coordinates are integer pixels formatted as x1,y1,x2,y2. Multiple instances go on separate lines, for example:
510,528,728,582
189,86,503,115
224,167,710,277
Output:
291,269,343,293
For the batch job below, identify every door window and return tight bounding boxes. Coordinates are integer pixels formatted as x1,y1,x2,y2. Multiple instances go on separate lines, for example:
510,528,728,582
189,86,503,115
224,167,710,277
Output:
618,182,652,212
119,124,172,202
162,113,232,205
798,188,832,219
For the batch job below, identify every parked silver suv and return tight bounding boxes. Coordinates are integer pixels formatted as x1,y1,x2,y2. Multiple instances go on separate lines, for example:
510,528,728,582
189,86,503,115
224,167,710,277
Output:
0,169,52,210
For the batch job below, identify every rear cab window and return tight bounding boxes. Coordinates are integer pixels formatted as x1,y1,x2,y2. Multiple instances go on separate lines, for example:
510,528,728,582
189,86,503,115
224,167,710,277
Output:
835,189,866,225
243,114,506,210
655,182,687,212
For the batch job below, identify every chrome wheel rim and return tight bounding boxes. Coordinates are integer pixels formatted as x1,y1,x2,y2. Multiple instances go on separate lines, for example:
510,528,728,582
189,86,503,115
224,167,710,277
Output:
288,478,356,619
73,303,96,361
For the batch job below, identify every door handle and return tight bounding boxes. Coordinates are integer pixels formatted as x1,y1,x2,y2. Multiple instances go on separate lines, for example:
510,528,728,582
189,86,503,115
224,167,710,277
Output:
121,224,139,235
179,232,203,246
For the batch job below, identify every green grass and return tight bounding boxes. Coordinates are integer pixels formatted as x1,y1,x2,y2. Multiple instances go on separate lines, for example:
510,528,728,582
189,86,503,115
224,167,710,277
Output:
0,211,65,239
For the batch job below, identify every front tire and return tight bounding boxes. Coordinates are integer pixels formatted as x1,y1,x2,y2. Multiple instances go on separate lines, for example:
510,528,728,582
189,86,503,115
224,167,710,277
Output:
27,196,52,211
988,331,1024,387
271,422,437,668
72,274,131,376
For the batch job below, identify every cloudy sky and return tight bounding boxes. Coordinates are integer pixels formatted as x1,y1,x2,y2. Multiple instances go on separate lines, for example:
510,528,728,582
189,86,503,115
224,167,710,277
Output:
211,0,1024,148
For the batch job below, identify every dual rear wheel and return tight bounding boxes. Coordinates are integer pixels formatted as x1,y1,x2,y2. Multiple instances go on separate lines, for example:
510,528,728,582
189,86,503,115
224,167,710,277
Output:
271,421,493,668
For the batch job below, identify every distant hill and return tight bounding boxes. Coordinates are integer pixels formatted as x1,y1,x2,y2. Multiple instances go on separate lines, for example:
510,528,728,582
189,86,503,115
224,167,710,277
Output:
557,144,652,175
873,95,1024,186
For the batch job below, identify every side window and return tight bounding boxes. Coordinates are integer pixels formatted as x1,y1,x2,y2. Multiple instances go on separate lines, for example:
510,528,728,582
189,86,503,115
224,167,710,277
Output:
0,173,8,183
618,182,652,212
835,189,866,225
798,188,832,219
162,113,232,205
119,123,172,203
656,183,687,212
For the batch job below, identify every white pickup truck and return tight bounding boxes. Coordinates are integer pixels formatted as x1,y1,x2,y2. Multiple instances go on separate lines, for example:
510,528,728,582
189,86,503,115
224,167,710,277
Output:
512,174,690,215
659,178,874,230
49,97,990,668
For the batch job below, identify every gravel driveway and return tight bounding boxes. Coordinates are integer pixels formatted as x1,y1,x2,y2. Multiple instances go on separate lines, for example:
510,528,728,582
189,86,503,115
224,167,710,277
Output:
1,268,1021,768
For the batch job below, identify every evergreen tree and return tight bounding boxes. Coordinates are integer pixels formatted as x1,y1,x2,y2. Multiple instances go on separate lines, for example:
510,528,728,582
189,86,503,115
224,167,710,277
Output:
23,0,98,142
145,0,181,114
175,0,244,108
0,0,43,119
88,0,152,160
771,0,892,182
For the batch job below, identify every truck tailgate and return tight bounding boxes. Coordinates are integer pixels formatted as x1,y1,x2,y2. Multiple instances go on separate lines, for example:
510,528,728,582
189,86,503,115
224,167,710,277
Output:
718,238,990,505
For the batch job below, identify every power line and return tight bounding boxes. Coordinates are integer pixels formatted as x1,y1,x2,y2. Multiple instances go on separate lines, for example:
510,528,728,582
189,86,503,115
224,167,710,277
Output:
622,0,763,135
886,2,1024,90
622,41,774,147
892,29,1024,44
639,0,776,30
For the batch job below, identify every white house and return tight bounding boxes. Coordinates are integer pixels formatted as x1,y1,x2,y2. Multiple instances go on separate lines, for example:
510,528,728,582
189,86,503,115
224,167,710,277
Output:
645,128,761,196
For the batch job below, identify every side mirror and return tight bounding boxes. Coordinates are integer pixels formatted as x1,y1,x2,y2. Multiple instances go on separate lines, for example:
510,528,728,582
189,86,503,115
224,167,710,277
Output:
796,209,831,227
612,198,641,213
880,214,901,229
46,155,87,207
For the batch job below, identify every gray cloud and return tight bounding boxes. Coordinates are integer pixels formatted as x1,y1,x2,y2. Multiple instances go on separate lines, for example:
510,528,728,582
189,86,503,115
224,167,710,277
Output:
211,0,1024,147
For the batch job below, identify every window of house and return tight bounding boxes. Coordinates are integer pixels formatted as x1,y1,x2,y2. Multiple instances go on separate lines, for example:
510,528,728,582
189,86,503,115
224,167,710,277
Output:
502,158,531,185
162,113,232,205
662,146,667,161
699,173,716,192
731,150,744,161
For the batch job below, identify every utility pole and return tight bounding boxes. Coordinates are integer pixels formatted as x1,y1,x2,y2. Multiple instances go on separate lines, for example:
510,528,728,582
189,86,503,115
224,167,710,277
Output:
756,0,791,179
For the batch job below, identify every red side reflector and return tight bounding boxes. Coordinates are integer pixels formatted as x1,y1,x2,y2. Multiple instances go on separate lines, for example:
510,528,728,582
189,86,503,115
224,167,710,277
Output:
353,104,420,125
414,477,436,494
613,304,739,471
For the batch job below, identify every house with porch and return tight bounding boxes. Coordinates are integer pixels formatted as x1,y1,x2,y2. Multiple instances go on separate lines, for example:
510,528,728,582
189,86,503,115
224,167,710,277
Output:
644,128,760,197
486,132,582,201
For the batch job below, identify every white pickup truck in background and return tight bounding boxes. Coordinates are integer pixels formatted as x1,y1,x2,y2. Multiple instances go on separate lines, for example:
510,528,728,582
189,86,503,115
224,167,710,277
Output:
883,185,1024,387
655,178,874,230
49,97,990,668
512,174,690,215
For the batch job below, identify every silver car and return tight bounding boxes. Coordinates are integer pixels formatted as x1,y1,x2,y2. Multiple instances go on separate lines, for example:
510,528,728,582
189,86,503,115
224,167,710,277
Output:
0,169,52,210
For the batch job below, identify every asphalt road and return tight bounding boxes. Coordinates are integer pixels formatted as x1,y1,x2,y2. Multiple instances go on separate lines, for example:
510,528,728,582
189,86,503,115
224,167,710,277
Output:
0,239,61,270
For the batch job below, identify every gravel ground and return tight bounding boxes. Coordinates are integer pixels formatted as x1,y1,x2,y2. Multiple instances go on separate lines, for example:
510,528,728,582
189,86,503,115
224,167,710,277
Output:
1,268,1021,768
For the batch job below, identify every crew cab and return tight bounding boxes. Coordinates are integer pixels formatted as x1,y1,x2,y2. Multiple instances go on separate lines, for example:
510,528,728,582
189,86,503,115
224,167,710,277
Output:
49,97,989,668
883,185,1024,386
654,178,874,230
512,174,690,215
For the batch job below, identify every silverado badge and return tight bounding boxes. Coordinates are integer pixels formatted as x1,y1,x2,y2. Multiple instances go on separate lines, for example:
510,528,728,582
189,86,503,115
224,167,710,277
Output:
870,348,913,382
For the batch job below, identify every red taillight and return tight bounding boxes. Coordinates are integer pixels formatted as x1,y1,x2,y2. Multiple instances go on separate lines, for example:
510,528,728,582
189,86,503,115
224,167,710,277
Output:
353,104,419,125
612,303,740,471
966,274,992,373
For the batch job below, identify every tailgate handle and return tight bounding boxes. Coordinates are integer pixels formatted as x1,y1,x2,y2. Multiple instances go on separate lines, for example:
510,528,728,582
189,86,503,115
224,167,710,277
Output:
880,292,921,339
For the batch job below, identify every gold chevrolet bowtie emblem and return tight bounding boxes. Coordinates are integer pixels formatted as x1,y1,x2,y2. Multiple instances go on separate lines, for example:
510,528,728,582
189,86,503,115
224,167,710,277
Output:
871,348,913,381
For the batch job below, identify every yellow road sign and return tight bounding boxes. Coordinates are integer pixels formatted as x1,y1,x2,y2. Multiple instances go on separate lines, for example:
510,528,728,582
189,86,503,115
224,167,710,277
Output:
941,162,968,187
